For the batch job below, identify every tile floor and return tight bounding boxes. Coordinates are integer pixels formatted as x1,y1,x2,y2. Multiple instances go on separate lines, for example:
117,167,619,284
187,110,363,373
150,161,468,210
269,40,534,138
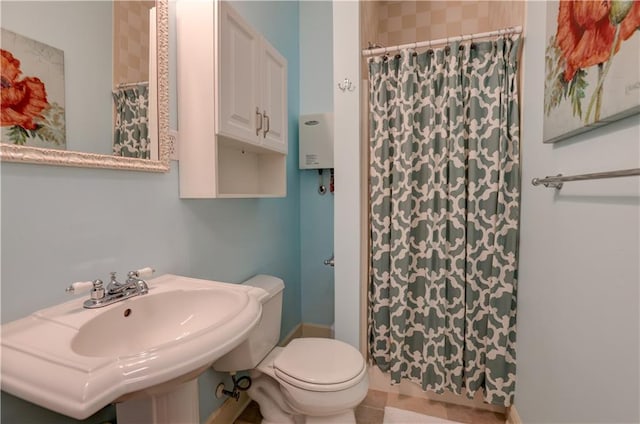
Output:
234,389,506,424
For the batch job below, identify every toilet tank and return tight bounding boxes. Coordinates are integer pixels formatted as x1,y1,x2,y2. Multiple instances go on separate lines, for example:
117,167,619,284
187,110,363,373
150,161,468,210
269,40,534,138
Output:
213,275,284,372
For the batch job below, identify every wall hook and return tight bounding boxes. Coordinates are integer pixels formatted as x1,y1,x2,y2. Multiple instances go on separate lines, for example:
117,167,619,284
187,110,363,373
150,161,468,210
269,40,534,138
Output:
337,78,355,92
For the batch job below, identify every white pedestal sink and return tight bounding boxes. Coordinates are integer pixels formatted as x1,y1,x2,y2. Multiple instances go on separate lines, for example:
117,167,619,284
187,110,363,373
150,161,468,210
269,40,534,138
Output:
1,274,266,422
116,378,201,424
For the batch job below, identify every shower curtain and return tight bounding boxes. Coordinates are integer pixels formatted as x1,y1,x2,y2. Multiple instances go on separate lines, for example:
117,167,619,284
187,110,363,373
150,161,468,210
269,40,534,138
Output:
368,34,521,407
112,83,150,159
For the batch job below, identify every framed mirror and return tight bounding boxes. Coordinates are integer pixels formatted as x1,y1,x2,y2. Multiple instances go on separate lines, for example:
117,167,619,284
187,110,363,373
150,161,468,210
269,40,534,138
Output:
0,0,170,172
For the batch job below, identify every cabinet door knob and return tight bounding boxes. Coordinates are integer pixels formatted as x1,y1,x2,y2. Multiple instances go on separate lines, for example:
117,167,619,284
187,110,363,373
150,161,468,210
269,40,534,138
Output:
256,107,263,136
263,111,270,138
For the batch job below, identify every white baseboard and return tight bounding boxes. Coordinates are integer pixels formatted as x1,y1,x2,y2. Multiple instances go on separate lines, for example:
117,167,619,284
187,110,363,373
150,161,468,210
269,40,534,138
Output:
205,391,251,424
507,405,523,424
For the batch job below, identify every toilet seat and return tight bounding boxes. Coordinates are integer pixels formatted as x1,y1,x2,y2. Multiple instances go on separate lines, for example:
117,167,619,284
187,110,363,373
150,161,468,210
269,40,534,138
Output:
273,338,366,392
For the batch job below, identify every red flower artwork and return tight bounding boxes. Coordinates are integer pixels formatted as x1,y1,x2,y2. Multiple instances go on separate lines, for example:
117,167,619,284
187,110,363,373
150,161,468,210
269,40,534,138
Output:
1,49,49,130
556,0,640,82
545,0,640,125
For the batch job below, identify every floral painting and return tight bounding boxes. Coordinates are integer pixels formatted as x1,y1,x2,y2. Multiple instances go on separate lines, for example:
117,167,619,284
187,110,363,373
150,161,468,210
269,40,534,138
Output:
1,29,66,149
544,0,640,143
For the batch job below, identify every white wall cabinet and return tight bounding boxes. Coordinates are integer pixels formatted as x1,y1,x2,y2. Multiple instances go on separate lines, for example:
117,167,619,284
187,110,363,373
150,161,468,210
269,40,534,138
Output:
218,3,287,153
177,1,287,198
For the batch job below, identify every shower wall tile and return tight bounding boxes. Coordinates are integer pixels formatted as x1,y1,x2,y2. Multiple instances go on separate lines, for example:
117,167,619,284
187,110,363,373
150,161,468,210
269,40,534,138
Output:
387,16,402,31
416,10,430,24
113,1,154,85
402,14,416,29
428,24,447,40
430,8,446,26
388,2,402,17
489,0,526,31
361,0,385,78
416,25,430,42
415,1,430,13
445,4,462,22
376,0,523,47
361,1,384,44
400,1,416,16
362,1,524,80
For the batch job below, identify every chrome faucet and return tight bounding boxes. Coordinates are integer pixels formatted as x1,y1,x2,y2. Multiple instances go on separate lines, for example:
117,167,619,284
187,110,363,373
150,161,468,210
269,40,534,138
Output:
106,271,149,296
66,268,154,309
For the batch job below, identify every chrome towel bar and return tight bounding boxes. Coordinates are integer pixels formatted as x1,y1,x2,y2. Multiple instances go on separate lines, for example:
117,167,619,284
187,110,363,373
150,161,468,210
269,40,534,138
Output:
531,168,640,190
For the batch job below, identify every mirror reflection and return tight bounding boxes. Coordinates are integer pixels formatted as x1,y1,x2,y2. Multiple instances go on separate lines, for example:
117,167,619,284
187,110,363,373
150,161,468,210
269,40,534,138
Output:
0,1,158,160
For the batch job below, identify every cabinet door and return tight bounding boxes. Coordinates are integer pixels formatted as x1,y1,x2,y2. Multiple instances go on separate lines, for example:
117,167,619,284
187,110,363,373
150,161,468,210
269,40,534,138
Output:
219,1,261,145
260,40,288,153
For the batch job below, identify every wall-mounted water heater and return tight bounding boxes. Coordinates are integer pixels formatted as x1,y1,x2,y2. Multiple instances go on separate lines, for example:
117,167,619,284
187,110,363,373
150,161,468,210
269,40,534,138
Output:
299,113,333,169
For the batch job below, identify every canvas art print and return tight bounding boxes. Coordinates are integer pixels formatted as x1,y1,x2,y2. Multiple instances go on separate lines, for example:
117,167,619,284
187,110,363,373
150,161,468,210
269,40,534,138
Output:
1,28,66,149
544,0,640,143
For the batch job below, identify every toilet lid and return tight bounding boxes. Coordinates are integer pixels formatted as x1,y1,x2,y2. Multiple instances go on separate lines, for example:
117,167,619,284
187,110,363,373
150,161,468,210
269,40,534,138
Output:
273,338,365,390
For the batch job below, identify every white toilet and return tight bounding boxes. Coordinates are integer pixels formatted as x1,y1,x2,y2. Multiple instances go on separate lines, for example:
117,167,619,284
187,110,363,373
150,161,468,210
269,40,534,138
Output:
213,275,368,424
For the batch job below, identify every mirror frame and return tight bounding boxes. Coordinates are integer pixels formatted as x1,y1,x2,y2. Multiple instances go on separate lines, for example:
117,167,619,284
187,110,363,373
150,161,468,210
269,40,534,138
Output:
0,0,170,173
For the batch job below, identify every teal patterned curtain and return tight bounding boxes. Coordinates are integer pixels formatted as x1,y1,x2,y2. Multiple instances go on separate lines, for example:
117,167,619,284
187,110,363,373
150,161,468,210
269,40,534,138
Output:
112,83,150,159
368,35,521,407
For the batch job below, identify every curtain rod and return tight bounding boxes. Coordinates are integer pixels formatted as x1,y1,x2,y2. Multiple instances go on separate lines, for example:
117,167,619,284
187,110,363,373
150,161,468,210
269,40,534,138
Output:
115,81,149,89
362,25,523,57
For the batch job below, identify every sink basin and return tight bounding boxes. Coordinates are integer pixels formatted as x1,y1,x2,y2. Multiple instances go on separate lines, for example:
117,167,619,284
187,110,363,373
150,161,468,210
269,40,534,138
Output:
71,289,246,357
1,274,265,420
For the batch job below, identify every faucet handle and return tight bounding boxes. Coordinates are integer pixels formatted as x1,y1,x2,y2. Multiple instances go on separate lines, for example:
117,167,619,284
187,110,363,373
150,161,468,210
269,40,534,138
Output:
66,281,94,294
66,279,104,295
128,267,155,279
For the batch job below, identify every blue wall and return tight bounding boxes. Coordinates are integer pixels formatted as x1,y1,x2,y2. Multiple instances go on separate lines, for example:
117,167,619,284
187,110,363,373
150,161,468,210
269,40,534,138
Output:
516,2,639,422
0,1,301,422
299,1,334,326
299,170,334,325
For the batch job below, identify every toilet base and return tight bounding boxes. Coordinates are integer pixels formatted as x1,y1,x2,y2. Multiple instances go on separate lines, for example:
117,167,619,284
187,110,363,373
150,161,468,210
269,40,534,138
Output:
260,410,355,424
304,411,355,424
248,374,357,424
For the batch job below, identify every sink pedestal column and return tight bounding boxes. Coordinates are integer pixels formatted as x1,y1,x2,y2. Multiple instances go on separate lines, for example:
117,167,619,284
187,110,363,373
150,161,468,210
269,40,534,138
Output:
115,379,199,424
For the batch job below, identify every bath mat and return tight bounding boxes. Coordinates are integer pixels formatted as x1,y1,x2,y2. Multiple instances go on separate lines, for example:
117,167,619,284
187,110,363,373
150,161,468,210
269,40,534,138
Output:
383,406,462,424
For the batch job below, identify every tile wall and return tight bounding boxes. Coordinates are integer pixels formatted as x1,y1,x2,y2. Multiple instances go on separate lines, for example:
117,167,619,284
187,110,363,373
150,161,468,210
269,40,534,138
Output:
367,0,524,48
113,1,155,85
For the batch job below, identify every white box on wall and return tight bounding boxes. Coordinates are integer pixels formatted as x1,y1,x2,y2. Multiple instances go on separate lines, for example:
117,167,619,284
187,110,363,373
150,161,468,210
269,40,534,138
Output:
299,113,333,169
